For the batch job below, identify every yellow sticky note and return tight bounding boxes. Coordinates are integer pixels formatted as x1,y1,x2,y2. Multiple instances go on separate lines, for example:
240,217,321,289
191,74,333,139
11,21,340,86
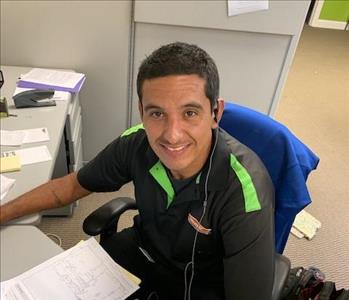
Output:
0,155,21,173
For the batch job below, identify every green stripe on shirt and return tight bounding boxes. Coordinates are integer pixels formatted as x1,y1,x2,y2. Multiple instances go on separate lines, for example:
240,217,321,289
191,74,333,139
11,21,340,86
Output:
230,153,261,212
149,160,175,208
121,123,144,137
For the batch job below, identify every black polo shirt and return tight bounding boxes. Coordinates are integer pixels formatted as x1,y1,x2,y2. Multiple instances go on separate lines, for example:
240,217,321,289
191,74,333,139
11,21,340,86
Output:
77,125,275,299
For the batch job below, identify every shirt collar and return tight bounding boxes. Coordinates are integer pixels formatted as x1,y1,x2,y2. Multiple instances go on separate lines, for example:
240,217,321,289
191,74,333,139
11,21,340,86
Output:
201,128,231,191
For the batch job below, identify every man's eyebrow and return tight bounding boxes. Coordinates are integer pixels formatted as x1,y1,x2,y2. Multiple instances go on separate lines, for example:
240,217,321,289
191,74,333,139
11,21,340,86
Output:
143,102,204,111
143,104,162,112
182,102,204,110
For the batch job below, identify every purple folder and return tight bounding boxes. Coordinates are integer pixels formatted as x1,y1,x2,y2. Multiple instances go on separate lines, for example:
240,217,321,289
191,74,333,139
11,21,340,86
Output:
18,76,86,93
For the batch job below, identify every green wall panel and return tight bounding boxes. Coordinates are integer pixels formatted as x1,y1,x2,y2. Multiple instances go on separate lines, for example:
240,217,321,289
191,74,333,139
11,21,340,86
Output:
319,0,349,22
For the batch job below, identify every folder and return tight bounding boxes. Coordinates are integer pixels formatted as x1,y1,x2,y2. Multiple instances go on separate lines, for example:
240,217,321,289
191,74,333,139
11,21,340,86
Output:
0,154,21,173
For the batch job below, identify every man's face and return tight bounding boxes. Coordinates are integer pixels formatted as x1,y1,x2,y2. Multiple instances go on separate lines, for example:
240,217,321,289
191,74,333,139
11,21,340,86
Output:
139,75,217,180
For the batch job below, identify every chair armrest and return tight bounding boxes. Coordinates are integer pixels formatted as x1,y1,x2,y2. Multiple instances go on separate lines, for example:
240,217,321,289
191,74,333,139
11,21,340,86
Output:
83,197,137,236
272,253,291,300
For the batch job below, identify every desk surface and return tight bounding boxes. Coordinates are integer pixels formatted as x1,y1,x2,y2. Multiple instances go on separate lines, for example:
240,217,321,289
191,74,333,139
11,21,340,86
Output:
0,225,63,281
0,66,71,225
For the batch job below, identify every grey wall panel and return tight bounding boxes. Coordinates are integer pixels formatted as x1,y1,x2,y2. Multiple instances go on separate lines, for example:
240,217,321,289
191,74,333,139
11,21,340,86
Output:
131,23,290,125
134,0,310,35
1,0,131,161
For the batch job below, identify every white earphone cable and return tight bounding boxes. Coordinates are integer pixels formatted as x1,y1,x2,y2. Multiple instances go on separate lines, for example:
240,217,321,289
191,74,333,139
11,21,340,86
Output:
184,128,219,300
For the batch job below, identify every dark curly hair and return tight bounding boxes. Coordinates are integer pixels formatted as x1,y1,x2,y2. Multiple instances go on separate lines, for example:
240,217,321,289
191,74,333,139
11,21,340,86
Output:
137,42,219,110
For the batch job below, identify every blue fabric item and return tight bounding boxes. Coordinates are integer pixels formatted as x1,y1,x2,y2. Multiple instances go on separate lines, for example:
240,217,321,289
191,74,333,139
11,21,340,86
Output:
220,102,320,253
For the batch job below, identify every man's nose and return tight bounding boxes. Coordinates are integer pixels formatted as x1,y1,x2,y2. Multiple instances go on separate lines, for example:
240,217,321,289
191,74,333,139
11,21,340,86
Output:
163,116,183,144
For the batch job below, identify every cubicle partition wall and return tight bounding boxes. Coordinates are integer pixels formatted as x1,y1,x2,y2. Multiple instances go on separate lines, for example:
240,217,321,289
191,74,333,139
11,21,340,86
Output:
0,1,132,161
130,0,310,125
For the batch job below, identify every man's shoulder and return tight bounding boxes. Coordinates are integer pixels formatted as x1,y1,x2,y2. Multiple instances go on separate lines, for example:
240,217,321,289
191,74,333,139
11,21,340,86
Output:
100,124,148,161
218,129,274,212
118,123,148,147
219,129,263,167
120,123,145,138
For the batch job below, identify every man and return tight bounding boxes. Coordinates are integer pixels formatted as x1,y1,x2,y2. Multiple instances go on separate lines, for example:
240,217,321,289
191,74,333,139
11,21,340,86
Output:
0,42,275,299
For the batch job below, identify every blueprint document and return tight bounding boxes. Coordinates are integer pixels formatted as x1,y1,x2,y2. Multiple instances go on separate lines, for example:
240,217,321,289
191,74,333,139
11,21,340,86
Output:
0,238,139,300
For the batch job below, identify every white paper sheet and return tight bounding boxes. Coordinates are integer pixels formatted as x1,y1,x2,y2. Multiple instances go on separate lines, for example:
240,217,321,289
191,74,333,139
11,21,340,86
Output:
21,68,85,89
0,238,139,300
0,175,16,201
0,130,26,146
22,128,50,144
0,128,49,146
227,0,268,16
292,210,321,240
2,145,52,165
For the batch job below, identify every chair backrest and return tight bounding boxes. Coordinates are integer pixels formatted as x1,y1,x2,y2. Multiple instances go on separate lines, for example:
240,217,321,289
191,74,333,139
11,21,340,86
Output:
220,102,319,253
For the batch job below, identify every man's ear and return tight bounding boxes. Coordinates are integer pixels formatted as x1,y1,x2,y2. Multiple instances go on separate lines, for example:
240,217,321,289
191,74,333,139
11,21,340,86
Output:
212,98,225,129
138,100,144,120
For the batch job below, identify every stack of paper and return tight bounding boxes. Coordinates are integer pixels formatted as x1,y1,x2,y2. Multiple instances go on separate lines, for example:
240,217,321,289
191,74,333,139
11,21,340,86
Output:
0,238,140,300
291,210,322,240
17,68,86,93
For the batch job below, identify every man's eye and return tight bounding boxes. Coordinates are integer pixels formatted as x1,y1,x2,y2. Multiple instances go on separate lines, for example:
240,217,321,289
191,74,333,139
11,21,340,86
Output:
185,111,198,118
150,111,164,119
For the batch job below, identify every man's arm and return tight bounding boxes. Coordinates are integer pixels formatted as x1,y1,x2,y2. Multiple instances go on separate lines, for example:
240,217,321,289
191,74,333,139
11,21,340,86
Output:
221,207,275,300
0,172,91,225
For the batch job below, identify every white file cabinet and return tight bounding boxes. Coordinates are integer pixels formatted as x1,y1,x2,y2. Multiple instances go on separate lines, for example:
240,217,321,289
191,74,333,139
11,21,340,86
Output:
65,94,84,172
43,93,84,216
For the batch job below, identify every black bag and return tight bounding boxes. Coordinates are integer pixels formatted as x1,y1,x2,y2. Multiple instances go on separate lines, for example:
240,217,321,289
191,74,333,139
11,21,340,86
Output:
335,289,349,300
281,267,325,300
281,266,349,300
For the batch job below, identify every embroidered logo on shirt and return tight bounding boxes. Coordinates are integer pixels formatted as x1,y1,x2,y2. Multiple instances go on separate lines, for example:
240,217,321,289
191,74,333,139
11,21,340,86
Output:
188,213,212,235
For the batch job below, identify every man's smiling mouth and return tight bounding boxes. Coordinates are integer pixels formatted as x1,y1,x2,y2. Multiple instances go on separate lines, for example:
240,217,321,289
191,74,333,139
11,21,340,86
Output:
160,144,189,152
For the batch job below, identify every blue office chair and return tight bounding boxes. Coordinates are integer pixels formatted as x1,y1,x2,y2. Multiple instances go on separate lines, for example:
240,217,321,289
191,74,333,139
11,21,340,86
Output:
220,102,319,253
